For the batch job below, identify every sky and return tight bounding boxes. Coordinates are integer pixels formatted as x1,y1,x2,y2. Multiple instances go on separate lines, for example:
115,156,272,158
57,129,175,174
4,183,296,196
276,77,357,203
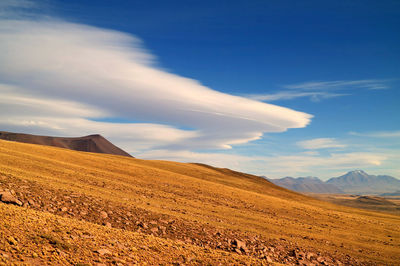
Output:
0,0,399,179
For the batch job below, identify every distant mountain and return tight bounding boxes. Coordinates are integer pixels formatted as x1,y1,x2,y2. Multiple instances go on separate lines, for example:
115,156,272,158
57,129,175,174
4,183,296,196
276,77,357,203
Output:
0,131,132,157
269,176,344,194
380,191,400,197
326,170,400,194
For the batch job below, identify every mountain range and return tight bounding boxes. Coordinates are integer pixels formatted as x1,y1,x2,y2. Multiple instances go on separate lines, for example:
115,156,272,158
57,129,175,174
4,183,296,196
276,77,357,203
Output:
269,170,400,195
0,131,132,157
327,170,400,194
268,176,344,194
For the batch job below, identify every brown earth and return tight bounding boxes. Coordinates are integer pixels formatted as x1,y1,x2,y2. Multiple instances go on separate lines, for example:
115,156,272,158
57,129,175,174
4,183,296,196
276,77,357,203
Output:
1,139,400,265
0,131,132,157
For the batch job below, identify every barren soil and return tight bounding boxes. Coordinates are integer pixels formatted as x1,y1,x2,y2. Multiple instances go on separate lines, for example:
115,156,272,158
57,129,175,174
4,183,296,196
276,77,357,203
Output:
1,140,399,265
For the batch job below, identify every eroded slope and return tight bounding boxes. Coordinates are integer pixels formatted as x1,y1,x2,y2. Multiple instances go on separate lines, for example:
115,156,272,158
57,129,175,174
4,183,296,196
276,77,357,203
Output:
0,140,399,265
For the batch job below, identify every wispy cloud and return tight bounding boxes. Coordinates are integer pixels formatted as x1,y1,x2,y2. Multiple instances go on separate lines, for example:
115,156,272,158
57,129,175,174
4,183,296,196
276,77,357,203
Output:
297,138,346,150
0,7,312,153
349,130,400,138
0,0,38,18
285,79,390,91
249,91,348,102
248,79,391,102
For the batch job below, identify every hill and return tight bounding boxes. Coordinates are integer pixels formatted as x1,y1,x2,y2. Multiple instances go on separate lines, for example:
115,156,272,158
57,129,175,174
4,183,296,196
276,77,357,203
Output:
327,170,400,194
381,191,400,197
0,140,399,264
269,176,344,194
309,193,400,215
0,131,132,157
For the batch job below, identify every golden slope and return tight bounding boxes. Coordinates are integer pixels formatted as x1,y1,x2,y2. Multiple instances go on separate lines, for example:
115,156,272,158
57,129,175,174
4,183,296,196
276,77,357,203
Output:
0,204,261,265
0,139,399,265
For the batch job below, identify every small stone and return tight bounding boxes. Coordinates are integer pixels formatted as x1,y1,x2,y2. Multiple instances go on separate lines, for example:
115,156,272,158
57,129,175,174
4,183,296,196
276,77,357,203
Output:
100,211,108,219
137,222,148,229
150,227,158,233
233,239,247,251
105,222,112,228
0,191,22,206
266,256,273,263
295,250,305,258
60,207,68,212
95,249,111,256
306,252,315,260
7,236,18,245
32,252,38,258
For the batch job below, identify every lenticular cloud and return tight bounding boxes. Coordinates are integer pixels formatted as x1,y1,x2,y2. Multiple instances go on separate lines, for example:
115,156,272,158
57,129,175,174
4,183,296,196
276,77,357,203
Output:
0,17,312,152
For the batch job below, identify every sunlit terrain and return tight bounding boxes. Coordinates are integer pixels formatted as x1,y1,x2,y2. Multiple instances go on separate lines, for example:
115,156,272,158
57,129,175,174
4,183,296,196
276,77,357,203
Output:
1,140,399,265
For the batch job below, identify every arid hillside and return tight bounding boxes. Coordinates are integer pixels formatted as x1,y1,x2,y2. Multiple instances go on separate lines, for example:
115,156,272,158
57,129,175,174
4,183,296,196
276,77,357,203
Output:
0,131,132,157
0,139,399,265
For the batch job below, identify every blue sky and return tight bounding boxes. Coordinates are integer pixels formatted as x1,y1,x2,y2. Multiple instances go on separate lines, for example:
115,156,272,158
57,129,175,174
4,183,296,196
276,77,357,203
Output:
0,0,399,179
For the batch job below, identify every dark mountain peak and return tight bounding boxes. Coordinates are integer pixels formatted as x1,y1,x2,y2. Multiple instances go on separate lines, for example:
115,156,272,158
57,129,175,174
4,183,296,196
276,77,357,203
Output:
0,131,133,158
84,134,103,138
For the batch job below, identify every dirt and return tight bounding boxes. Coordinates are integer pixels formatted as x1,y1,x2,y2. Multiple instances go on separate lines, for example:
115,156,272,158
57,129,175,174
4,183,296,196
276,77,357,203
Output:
0,173,361,265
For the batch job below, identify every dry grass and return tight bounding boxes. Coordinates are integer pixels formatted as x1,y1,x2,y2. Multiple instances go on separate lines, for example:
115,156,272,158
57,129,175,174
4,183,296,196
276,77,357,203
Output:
1,139,400,265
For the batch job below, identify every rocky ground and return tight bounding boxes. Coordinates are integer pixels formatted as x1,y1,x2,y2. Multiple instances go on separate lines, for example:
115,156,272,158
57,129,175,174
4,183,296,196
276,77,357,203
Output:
1,172,361,265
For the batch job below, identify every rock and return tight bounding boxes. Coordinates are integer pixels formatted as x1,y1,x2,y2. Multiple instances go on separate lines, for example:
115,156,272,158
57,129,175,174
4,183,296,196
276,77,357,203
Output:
233,239,247,251
150,227,158,233
306,252,315,260
28,199,35,206
295,250,305,258
266,256,273,263
7,236,18,245
95,249,111,256
137,222,148,229
105,222,112,228
60,207,68,212
100,211,108,219
0,191,22,206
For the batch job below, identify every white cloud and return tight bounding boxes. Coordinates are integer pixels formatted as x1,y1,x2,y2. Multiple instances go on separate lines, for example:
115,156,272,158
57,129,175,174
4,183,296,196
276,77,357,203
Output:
0,16,312,152
297,138,346,150
349,130,400,138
